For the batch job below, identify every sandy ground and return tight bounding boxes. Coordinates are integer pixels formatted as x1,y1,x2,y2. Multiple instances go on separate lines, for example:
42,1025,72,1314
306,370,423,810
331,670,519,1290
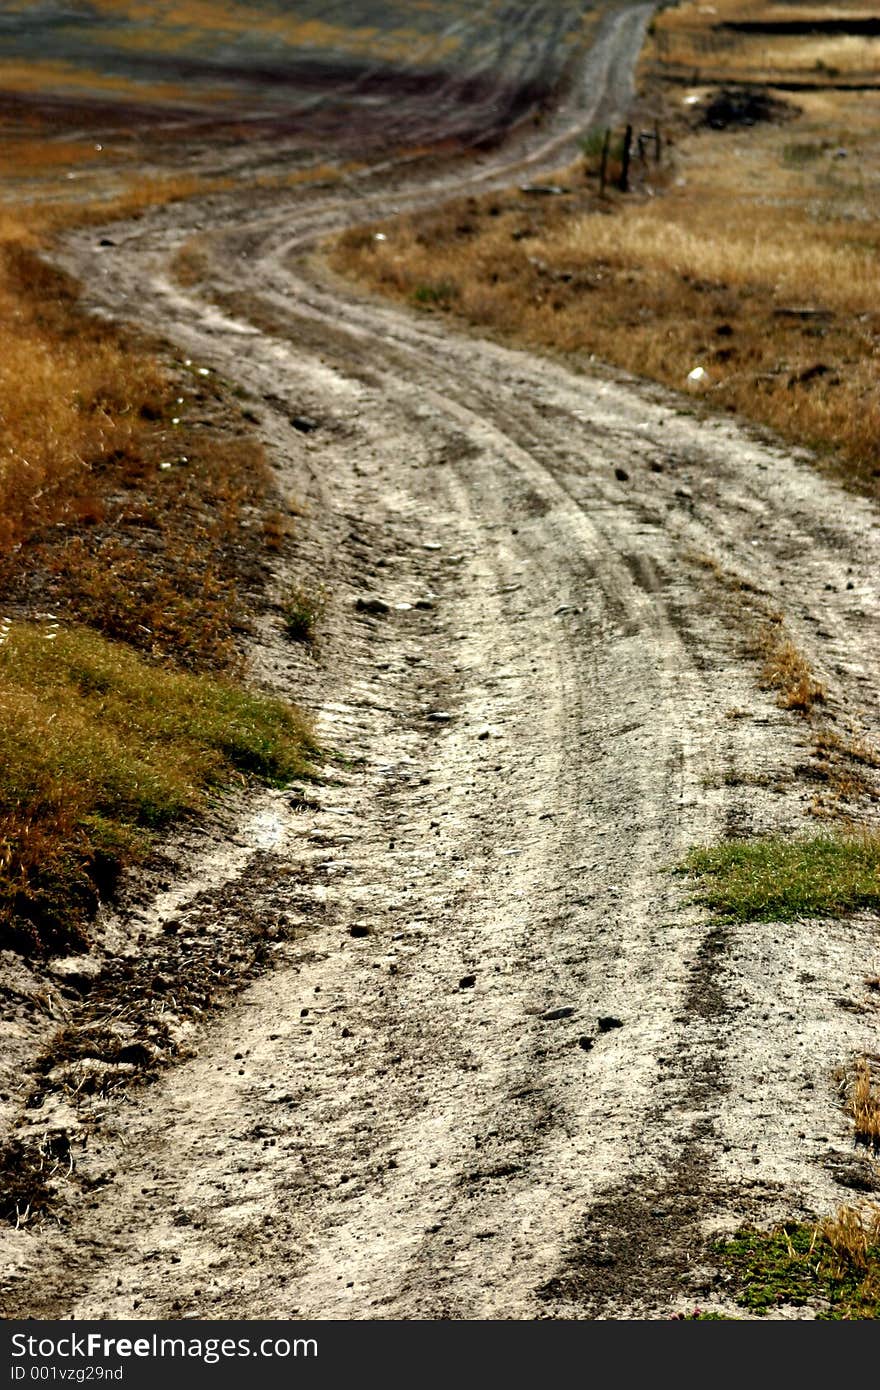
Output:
2,4,880,1320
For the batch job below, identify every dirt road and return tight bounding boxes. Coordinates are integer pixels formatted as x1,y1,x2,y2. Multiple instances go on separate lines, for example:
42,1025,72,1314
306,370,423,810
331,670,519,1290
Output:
3,4,879,1319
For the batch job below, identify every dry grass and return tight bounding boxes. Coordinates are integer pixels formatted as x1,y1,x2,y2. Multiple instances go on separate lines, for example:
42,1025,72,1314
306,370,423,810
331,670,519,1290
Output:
649,0,880,84
750,620,827,713
0,139,316,954
820,1204,880,1286
328,13,880,499
841,1056,880,1147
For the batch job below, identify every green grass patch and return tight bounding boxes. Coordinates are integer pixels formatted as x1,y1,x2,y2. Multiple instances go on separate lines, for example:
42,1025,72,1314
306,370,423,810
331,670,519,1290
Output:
718,1217,880,1319
0,622,315,953
412,280,458,308
679,834,880,923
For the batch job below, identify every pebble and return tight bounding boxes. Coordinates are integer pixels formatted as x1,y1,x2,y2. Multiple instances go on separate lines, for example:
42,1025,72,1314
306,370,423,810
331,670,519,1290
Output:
355,597,391,615
597,1015,623,1032
543,1005,575,1021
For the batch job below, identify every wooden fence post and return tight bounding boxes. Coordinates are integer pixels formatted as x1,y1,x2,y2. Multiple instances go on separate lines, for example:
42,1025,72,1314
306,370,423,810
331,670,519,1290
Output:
619,124,633,192
599,127,611,197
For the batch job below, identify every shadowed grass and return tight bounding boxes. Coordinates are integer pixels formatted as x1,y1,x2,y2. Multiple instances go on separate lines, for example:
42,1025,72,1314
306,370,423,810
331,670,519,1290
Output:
680,834,880,922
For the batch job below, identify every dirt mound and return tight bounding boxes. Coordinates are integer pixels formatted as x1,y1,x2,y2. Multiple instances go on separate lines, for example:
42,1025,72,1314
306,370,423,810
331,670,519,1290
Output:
697,86,798,130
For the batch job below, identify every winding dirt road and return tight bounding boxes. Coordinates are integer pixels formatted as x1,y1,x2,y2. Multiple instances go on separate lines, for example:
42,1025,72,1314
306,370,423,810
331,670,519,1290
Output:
3,4,880,1319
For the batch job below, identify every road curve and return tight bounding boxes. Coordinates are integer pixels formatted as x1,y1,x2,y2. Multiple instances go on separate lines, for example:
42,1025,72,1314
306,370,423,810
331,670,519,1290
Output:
3,5,879,1320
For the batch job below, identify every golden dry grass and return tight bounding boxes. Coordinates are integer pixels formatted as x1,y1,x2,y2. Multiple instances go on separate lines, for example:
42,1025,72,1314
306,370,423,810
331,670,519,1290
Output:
751,621,827,713
843,1056,880,1147
0,223,166,554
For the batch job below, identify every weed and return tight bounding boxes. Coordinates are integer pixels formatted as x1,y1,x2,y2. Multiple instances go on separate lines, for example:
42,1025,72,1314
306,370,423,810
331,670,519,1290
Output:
751,622,826,713
281,586,325,644
679,832,880,922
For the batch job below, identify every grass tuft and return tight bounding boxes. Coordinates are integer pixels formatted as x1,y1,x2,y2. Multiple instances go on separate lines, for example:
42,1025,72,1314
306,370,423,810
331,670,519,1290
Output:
281,586,325,644
840,1057,880,1149
679,833,880,922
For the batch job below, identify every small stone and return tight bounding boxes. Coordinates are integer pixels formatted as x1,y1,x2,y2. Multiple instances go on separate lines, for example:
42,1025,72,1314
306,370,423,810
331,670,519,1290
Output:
355,597,391,615
427,711,453,723
459,974,476,989
349,923,370,938
597,1015,623,1032
578,1035,594,1051
614,467,629,482
543,1005,575,1021
291,415,319,432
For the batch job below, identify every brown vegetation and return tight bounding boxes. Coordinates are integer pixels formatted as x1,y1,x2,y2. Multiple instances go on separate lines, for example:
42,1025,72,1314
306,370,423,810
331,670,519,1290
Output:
0,153,313,955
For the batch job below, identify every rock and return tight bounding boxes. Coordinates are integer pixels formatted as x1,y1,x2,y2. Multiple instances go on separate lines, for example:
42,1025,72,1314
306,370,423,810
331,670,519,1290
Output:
427,711,453,723
48,955,102,987
98,238,116,248
349,923,370,938
578,1035,595,1051
355,597,391,615
543,1005,575,1021
614,467,630,482
459,974,476,989
519,184,567,196
597,1015,623,1032
291,415,319,432
414,599,436,611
